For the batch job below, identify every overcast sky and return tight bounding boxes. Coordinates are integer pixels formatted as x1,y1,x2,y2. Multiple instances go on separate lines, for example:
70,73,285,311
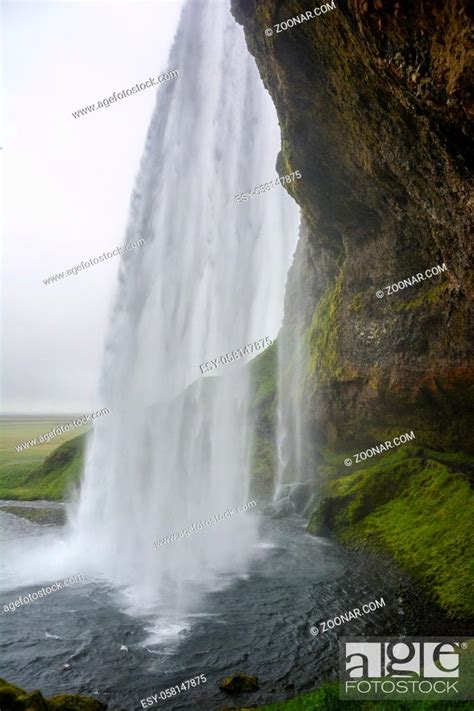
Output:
1,0,185,414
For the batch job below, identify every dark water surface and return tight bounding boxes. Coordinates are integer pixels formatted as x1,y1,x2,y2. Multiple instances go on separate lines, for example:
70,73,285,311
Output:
0,504,453,710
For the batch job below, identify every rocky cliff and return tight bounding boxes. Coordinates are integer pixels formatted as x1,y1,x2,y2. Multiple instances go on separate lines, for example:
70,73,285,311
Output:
233,0,473,454
235,0,473,616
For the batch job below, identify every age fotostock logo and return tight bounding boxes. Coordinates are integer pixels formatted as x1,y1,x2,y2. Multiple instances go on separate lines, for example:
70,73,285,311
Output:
339,638,473,700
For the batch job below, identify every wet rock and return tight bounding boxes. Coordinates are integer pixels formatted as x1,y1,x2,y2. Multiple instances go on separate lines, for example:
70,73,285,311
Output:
231,0,473,456
0,678,108,710
18,690,49,711
275,484,292,501
271,498,295,519
2,506,66,527
47,694,108,710
219,673,260,694
288,483,312,513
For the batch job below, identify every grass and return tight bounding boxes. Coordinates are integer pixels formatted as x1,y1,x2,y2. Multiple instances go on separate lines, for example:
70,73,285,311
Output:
308,447,474,617
246,682,473,710
0,416,88,466
0,417,87,501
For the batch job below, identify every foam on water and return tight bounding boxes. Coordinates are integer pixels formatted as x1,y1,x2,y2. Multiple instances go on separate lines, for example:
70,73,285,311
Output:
2,1,300,627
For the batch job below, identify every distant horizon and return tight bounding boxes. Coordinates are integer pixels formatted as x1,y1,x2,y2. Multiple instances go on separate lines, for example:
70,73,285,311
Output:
0,413,89,419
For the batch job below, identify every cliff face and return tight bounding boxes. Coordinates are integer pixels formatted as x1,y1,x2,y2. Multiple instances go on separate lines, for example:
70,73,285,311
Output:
233,0,473,456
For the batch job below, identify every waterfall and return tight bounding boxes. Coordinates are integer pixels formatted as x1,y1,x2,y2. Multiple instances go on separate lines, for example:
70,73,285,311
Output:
62,0,300,624
274,222,315,502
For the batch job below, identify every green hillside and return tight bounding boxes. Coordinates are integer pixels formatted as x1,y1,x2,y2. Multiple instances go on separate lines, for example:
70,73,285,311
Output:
0,433,86,501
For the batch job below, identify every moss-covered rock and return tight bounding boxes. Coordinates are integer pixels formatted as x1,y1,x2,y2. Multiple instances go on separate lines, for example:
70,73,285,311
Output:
47,696,107,711
2,505,65,526
231,0,473,454
248,344,278,498
232,0,474,634
307,447,474,617
219,674,260,694
0,679,107,711
306,272,345,386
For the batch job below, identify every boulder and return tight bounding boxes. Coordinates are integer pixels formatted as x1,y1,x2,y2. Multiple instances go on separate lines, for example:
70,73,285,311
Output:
271,498,295,519
219,673,260,694
275,484,292,501
0,679,108,711
288,483,312,513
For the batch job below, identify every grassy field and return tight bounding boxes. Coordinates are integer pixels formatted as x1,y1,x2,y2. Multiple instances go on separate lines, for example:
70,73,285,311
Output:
0,416,89,464
252,682,474,710
0,416,89,501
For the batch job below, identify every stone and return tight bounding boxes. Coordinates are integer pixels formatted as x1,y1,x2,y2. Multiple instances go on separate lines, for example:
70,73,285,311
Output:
288,483,312,512
219,673,260,694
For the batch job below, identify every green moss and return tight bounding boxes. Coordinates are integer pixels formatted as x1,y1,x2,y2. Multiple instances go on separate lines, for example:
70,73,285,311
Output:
47,696,106,711
306,274,344,385
250,434,277,497
392,281,449,311
307,448,474,617
248,343,278,497
423,448,474,472
250,341,278,409
347,291,367,314
318,441,421,473
250,681,473,709
219,673,259,694
0,434,86,501
0,679,106,711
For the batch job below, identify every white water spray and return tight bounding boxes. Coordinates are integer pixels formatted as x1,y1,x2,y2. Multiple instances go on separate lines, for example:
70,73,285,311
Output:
0,1,300,629
65,1,300,618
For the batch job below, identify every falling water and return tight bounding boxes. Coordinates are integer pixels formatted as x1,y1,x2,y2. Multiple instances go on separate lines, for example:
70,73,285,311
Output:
274,224,313,500
60,0,300,625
